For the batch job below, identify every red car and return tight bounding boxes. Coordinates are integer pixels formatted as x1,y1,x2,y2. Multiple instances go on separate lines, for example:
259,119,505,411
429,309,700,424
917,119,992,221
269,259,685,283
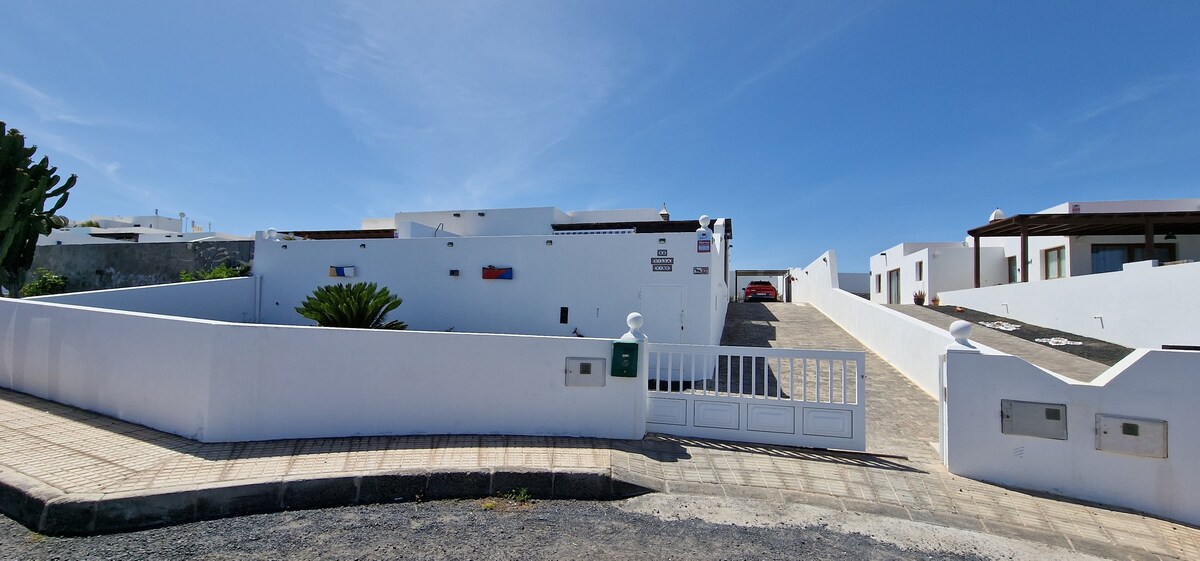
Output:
743,281,778,302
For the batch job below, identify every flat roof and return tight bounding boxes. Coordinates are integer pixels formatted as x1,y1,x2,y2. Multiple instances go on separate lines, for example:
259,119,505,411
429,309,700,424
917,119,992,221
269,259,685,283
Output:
552,218,732,239
285,229,398,240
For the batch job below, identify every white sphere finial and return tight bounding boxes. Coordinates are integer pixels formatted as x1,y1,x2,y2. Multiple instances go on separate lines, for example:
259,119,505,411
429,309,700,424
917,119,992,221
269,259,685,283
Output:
699,214,710,228
989,208,1005,222
949,320,973,345
265,228,278,240
622,312,647,342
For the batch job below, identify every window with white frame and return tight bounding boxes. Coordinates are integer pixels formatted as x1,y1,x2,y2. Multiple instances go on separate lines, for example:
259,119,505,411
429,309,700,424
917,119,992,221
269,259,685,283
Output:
916,261,924,281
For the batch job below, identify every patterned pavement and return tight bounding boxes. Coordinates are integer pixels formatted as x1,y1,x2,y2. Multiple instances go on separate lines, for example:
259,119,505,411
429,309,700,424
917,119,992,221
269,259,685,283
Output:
0,302,1196,559
612,303,1198,561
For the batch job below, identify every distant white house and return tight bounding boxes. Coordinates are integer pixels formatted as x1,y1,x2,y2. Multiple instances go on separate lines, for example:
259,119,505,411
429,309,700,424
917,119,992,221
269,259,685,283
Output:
256,206,733,345
870,198,1200,305
39,214,250,245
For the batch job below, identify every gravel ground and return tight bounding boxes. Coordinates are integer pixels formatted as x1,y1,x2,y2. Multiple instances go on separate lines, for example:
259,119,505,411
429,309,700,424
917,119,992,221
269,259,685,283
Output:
925,306,1133,366
0,495,1109,561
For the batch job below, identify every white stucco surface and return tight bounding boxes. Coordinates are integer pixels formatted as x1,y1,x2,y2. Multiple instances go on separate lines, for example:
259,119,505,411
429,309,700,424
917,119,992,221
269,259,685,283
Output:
939,261,1200,349
944,348,1200,526
255,226,729,345
32,277,258,323
0,298,647,442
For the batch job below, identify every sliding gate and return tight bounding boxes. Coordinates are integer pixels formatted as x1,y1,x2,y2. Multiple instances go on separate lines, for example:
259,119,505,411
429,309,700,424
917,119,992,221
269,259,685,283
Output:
646,343,866,451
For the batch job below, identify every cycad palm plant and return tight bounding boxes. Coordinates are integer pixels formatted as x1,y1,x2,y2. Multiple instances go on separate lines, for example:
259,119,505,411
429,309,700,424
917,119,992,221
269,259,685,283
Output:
295,282,408,330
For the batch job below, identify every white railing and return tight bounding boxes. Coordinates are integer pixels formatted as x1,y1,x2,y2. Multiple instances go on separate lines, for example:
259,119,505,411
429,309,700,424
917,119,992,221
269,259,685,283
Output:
647,343,864,405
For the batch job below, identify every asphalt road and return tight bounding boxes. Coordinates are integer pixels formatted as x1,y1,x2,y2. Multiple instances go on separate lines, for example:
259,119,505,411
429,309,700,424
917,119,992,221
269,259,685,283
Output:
0,494,1106,561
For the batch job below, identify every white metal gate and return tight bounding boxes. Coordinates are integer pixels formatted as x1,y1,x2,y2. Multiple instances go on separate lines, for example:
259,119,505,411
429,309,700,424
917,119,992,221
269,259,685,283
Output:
646,343,866,451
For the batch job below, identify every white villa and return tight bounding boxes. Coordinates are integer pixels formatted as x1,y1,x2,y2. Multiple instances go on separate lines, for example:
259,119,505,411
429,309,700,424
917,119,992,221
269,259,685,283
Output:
257,205,733,345
870,198,1200,306
39,214,250,245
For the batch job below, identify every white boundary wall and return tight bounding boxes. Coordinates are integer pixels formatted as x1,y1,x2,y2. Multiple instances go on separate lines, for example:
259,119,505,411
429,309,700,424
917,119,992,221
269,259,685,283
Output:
790,250,997,397
944,347,1200,526
0,298,646,442
31,277,258,323
940,261,1200,349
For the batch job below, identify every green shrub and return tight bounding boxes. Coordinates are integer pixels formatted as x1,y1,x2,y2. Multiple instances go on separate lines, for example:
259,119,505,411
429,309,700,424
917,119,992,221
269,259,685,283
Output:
179,263,250,282
20,268,68,297
295,282,408,330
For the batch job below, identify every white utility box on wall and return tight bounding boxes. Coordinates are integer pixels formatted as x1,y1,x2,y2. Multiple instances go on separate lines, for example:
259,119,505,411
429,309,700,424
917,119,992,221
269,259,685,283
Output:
1001,399,1068,440
1096,414,1167,458
565,357,606,387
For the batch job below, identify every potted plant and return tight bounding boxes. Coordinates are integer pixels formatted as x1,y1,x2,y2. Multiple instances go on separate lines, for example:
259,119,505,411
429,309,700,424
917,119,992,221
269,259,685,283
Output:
912,289,927,305
930,293,941,306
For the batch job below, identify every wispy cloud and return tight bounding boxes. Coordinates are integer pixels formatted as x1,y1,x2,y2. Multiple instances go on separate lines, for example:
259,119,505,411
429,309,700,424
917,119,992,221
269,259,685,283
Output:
1072,73,1183,124
720,1,882,105
1021,72,1195,179
0,111,160,214
0,70,161,205
302,2,626,209
630,2,879,141
0,71,95,126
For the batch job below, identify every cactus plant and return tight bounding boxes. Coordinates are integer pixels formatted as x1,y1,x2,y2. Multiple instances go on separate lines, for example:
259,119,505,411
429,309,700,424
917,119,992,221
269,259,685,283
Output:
0,122,77,297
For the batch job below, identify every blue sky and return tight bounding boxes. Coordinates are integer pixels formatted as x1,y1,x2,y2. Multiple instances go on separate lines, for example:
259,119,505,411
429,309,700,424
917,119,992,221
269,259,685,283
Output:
3,2,1198,271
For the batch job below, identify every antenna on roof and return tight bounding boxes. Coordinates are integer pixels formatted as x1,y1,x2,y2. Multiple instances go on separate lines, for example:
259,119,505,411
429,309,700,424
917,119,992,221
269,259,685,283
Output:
659,203,669,221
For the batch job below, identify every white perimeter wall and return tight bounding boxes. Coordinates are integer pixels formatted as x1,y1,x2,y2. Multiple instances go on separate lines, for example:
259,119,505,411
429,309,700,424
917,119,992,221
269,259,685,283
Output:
939,261,1200,349
944,348,1200,526
0,298,647,442
255,228,728,345
791,250,999,397
31,277,258,323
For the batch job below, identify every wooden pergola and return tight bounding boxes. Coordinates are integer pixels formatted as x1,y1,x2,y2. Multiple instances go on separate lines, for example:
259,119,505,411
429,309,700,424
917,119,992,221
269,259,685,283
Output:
967,211,1200,287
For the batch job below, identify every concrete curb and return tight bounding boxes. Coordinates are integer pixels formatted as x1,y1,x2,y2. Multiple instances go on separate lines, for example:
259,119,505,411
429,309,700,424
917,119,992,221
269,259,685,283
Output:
0,467,649,536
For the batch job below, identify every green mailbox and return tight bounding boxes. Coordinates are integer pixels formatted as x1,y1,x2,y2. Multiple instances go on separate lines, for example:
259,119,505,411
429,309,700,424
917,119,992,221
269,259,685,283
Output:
610,341,639,377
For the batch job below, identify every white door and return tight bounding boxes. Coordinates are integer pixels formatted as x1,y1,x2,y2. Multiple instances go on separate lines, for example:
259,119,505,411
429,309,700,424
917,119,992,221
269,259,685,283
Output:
639,286,684,343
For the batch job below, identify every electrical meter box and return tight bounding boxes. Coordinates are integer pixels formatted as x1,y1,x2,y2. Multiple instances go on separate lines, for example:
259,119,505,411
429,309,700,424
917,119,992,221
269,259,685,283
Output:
610,341,639,377
565,358,606,387
1096,414,1167,458
1001,400,1068,440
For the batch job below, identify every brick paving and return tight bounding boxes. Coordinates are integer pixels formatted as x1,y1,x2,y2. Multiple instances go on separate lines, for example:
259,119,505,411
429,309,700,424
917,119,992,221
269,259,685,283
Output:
613,303,1198,561
0,302,1197,559
0,390,610,497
